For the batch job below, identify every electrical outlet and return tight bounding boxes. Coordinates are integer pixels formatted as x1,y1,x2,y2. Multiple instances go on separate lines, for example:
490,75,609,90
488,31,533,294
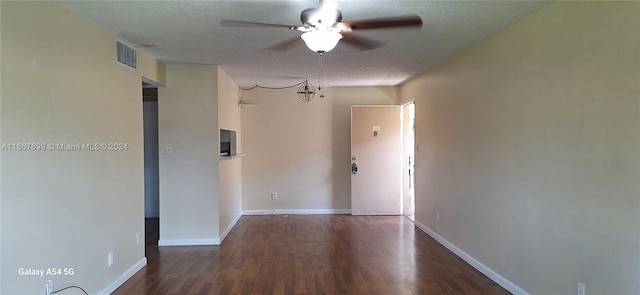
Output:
577,282,586,295
271,192,277,200
46,280,53,295
436,211,440,221
136,233,140,245
108,251,114,267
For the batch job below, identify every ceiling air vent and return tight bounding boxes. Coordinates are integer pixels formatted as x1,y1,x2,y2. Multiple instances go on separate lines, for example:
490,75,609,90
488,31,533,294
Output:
116,41,137,70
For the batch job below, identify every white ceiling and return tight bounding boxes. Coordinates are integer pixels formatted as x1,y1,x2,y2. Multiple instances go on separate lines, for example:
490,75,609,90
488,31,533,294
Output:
61,1,550,87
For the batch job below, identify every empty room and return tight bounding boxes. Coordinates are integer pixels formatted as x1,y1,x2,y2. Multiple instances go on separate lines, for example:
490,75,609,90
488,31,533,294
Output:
1,1,638,294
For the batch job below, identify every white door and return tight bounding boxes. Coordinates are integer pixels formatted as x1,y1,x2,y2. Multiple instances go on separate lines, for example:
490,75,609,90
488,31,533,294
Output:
351,106,402,215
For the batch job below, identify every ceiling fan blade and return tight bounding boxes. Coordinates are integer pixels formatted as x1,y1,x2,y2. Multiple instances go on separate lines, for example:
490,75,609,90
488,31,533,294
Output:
341,15,422,30
221,20,296,30
340,33,385,51
265,36,302,51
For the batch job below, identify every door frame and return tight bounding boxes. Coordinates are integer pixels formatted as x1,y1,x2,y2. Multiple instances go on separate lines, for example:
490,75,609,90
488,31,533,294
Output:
401,101,416,220
350,105,403,215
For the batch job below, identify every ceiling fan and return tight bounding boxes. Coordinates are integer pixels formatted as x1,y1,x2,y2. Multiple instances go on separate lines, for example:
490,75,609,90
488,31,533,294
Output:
221,1,422,54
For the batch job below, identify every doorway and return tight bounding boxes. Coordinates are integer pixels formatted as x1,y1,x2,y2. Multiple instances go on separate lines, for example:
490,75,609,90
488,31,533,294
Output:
143,83,159,246
350,105,403,215
402,102,415,221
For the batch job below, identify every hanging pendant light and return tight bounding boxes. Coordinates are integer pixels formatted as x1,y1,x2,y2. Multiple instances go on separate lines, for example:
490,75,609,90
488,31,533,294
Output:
297,80,316,102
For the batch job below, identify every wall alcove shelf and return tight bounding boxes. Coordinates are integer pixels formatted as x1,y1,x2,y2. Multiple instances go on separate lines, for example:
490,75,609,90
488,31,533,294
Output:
220,153,246,160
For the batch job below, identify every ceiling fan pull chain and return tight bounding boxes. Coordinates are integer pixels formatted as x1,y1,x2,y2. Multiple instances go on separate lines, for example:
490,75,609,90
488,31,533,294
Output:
318,53,325,98
318,53,322,90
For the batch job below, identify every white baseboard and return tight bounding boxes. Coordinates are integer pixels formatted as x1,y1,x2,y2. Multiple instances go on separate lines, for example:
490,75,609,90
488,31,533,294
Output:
102,214,517,295
158,210,349,246
220,212,243,244
158,238,220,246
413,221,528,295
97,257,147,295
242,209,351,215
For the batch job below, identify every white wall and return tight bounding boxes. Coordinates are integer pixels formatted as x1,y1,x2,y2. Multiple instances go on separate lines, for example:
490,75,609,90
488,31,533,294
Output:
241,86,396,211
400,2,639,294
217,67,243,239
1,1,162,293
158,65,220,245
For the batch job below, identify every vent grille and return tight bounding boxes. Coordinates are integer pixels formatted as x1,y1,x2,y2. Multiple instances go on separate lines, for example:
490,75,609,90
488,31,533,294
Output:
116,41,137,69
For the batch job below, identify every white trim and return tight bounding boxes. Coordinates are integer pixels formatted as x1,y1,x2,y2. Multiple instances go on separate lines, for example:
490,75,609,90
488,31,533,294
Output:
220,153,246,160
401,99,416,106
97,258,147,295
158,210,350,246
96,211,349,295
142,77,163,88
413,221,529,295
351,105,401,108
220,212,243,243
158,238,220,246
242,209,351,215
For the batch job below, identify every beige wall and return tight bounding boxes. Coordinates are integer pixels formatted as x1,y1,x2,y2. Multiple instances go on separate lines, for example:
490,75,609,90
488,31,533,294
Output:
217,67,243,238
1,1,159,293
3,1,637,293
157,65,240,245
139,50,166,86
241,87,395,211
399,2,639,294
158,65,220,245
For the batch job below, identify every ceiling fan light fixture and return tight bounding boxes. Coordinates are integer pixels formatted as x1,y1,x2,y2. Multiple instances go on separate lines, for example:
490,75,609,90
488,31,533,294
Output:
301,30,342,53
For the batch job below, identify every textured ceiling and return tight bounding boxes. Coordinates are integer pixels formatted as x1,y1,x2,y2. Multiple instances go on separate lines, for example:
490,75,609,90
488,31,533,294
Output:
62,1,550,87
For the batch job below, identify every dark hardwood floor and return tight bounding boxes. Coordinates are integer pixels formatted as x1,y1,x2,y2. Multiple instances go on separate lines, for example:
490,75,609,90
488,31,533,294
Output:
115,215,509,295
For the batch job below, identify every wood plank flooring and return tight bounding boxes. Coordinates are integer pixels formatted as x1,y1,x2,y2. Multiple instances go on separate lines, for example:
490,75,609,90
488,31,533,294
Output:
113,215,509,295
